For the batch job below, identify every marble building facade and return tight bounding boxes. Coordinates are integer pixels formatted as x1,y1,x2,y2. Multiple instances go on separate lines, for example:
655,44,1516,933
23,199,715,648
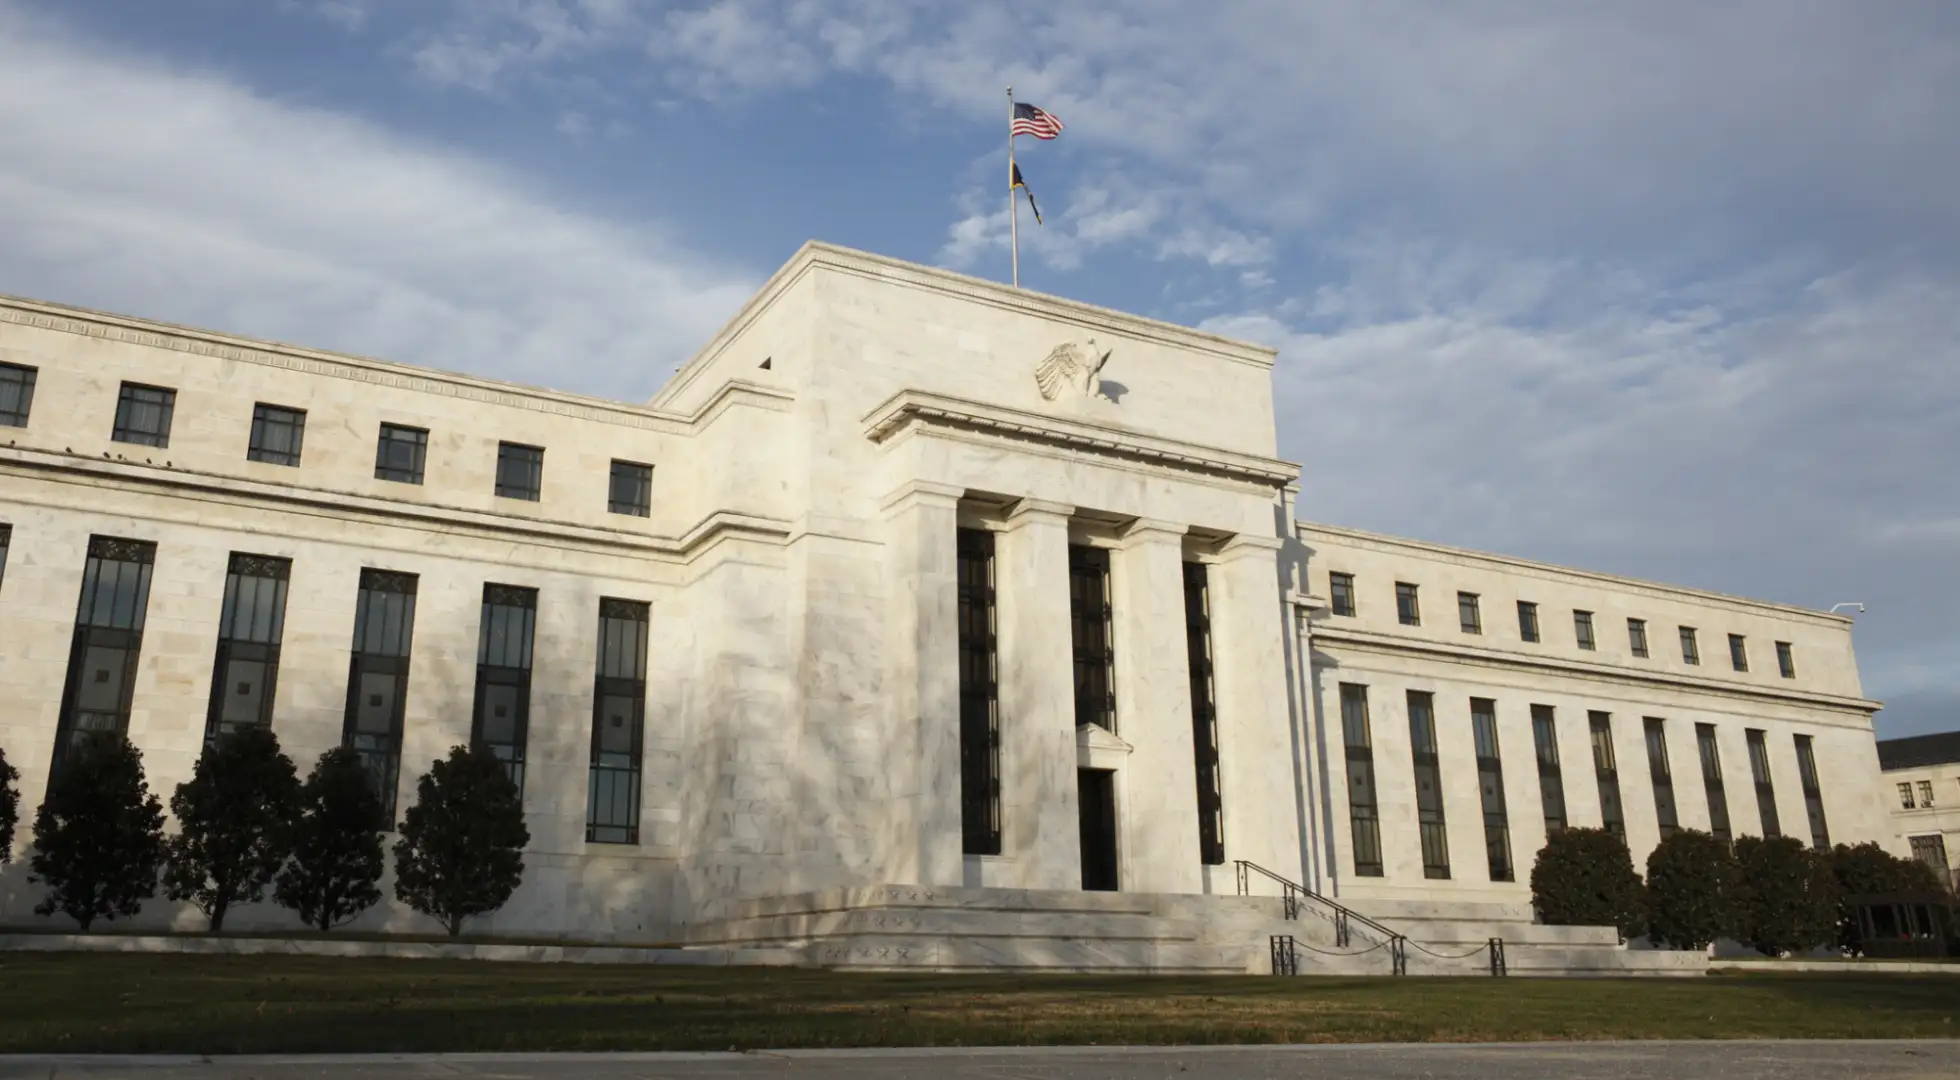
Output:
0,242,1898,942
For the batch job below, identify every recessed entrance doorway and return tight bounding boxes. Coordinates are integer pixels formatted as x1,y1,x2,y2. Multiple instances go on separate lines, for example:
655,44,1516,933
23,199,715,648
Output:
1077,767,1119,891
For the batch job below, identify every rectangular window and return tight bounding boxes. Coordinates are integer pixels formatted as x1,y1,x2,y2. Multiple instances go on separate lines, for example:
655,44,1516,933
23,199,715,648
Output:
1408,691,1450,879
0,362,36,426
587,598,648,844
1069,545,1116,732
1395,582,1420,626
471,584,537,793
1680,626,1700,665
1776,641,1796,679
1471,698,1513,883
1909,835,1950,882
342,569,418,819
1696,723,1732,845
1339,684,1383,877
1920,780,1936,808
958,529,1002,857
1184,561,1225,865
1746,728,1780,838
247,404,306,467
1328,571,1355,617
1793,734,1829,849
52,537,156,778
374,423,428,484
1517,600,1540,643
1573,610,1596,651
1628,618,1649,658
1458,592,1481,634
112,383,175,448
494,442,544,501
1531,704,1567,834
1644,717,1679,839
203,554,291,746
1589,711,1624,837
1898,782,1916,809
608,460,653,517
1729,633,1749,672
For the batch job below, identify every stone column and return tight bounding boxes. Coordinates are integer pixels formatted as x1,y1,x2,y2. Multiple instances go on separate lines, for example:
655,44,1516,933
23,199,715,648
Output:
880,480,965,887
1206,534,1305,882
995,499,1081,891
1111,519,1203,894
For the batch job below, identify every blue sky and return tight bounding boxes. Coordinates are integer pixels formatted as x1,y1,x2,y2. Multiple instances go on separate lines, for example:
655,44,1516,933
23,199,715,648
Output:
1,1,1956,736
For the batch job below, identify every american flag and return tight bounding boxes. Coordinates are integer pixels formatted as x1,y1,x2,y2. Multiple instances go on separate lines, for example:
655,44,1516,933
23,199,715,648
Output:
1011,102,1064,140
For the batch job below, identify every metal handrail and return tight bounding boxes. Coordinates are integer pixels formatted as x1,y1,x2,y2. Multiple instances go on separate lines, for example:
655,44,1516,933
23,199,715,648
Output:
1233,859,1402,947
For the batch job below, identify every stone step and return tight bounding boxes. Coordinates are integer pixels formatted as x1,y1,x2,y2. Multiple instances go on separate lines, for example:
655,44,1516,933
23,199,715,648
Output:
1345,898,1536,923
707,885,1161,922
686,906,1206,946
804,934,1255,974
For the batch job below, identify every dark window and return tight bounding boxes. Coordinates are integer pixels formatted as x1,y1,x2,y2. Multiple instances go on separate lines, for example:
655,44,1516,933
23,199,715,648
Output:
1471,698,1512,883
247,404,306,467
1680,626,1700,665
374,424,428,484
608,460,653,517
1531,704,1567,834
1408,691,1450,880
1909,835,1950,883
342,569,418,819
1517,600,1540,643
1644,717,1679,839
1328,571,1355,617
1628,618,1649,658
1573,610,1596,651
1794,734,1830,849
1899,782,1916,810
1185,561,1225,865
495,442,543,501
1395,582,1420,626
112,383,175,448
1746,728,1780,838
0,523,11,589
1920,781,1935,808
1776,641,1796,679
0,362,36,427
1729,634,1749,672
958,530,1002,856
471,584,537,793
1696,723,1732,845
1458,592,1481,634
1340,684,1383,877
52,537,156,779
587,598,648,843
1069,545,1116,732
203,554,291,746
1589,712,1624,837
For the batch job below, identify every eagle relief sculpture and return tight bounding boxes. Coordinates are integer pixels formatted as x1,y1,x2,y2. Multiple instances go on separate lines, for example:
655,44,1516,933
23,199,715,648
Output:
1033,338,1113,402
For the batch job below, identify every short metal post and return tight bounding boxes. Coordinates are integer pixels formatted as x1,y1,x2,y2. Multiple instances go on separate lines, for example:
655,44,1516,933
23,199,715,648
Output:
1334,909,1350,948
1489,937,1507,977
1390,935,1408,976
1282,882,1299,921
1235,861,1248,897
1270,934,1298,976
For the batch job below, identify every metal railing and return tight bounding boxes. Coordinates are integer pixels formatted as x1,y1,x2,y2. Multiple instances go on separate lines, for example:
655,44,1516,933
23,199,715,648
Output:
1236,859,1503,978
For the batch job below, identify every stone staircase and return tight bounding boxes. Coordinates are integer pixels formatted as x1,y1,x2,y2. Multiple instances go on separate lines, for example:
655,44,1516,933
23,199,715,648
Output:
680,881,1709,977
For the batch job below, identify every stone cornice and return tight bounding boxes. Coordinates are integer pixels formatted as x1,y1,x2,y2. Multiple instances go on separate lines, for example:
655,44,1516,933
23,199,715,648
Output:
862,389,1301,490
1310,624,1881,717
0,445,790,563
0,294,794,433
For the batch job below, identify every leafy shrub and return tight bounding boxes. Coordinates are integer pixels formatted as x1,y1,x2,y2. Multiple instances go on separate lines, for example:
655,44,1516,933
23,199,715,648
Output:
393,744,530,938
0,746,18,862
1530,827,1644,937
1735,835,1839,956
29,733,166,931
1830,841,1946,953
275,747,386,932
1644,829,1740,949
164,726,303,932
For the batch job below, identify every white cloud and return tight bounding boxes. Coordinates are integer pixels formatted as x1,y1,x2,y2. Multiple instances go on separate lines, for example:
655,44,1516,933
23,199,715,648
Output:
0,3,754,401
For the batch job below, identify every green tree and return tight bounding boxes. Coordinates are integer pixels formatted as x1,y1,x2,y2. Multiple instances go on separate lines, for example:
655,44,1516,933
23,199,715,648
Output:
0,746,19,862
162,726,303,932
1529,827,1644,937
1831,841,1946,953
1644,830,1740,950
393,744,530,938
1735,835,1840,956
274,747,386,932
29,732,166,931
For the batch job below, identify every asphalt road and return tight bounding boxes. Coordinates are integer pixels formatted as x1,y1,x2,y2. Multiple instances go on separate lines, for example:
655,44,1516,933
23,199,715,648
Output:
2,1042,1956,1080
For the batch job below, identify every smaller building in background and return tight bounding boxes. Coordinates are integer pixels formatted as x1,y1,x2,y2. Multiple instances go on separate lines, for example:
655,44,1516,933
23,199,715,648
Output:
1878,731,1960,892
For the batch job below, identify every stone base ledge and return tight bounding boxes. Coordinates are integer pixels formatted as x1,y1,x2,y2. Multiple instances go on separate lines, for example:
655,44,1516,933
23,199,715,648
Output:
1711,958,1960,975
0,932,800,967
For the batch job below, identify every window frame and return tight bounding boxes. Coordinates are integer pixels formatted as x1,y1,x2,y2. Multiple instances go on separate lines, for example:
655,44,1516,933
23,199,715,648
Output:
1395,582,1421,626
51,536,157,780
958,529,1003,856
0,361,37,427
1573,610,1596,651
1184,561,1226,866
111,382,176,448
1457,591,1482,634
1470,697,1513,883
1775,641,1796,679
373,423,429,485
1644,717,1679,839
471,583,538,794
1531,704,1567,834
246,403,307,467
587,597,649,844
1328,571,1356,617
342,568,419,821
1729,633,1749,673
1408,690,1451,880
1068,544,1117,733
1339,683,1384,877
1696,722,1732,845
1679,626,1700,665
202,553,292,746
608,459,653,517
494,442,545,502
1627,618,1649,659
1589,711,1625,837
1517,600,1540,643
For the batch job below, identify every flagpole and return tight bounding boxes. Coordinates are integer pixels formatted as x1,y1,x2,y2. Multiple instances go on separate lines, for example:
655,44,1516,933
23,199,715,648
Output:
1007,85,1019,289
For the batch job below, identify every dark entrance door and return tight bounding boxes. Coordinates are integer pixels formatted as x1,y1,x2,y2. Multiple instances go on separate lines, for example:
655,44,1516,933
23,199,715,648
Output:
1078,767,1119,891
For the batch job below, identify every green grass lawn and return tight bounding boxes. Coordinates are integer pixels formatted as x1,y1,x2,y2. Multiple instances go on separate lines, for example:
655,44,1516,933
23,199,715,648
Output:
0,954,1953,1053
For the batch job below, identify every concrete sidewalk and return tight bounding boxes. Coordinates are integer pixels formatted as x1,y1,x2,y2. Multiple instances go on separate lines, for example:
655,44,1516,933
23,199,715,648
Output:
1,1041,1955,1079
